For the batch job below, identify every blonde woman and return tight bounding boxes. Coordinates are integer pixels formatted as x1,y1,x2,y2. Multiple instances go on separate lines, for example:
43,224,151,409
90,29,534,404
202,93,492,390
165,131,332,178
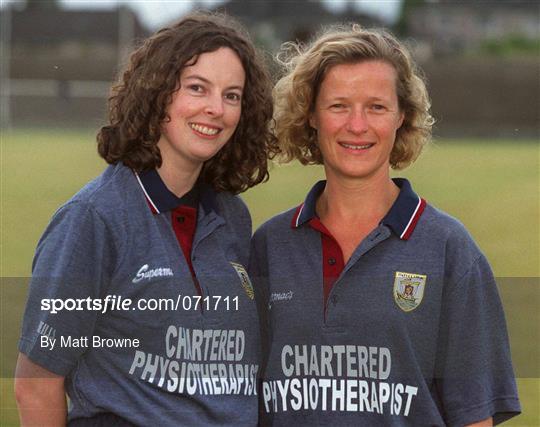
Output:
251,25,520,426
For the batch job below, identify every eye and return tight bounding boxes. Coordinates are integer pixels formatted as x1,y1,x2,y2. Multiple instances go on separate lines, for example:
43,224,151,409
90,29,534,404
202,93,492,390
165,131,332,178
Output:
329,103,346,110
371,104,387,112
187,84,204,93
225,92,242,102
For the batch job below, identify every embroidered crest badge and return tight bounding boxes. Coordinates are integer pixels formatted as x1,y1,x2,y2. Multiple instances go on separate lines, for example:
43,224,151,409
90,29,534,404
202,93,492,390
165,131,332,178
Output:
393,271,427,312
230,262,254,300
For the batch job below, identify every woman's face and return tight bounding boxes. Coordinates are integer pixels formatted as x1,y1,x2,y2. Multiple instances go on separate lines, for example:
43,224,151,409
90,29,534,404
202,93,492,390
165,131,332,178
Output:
310,60,404,183
158,47,245,172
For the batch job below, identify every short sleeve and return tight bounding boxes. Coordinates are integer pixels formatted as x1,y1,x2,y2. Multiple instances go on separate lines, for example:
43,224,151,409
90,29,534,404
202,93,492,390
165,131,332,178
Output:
435,254,521,426
18,201,116,376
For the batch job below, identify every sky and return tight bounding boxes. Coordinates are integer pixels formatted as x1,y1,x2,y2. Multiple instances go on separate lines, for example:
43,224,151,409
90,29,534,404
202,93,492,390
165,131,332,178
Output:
2,0,404,29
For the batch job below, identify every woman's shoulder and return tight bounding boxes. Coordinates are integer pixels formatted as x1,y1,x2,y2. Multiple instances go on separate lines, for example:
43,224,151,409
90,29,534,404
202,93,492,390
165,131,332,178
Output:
419,203,485,263
253,206,299,239
41,164,139,241
68,163,134,210
421,203,469,234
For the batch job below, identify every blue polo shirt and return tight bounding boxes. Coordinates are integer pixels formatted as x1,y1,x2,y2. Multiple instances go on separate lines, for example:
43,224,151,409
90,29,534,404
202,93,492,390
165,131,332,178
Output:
250,179,520,426
19,163,260,426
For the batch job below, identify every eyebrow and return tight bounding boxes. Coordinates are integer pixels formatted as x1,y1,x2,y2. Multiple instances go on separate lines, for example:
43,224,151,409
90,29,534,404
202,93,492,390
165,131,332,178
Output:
183,74,244,91
325,95,390,102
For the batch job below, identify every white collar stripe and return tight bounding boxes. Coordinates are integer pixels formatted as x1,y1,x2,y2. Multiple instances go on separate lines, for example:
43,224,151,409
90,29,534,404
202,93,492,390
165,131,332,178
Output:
400,196,422,239
295,204,305,228
135,172,160,214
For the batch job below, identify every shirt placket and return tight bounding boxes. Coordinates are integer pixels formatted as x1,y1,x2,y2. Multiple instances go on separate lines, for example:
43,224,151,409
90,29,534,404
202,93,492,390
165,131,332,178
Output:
190,209,225,318
308,222,392,325
171,205,201,296
307,218,345,320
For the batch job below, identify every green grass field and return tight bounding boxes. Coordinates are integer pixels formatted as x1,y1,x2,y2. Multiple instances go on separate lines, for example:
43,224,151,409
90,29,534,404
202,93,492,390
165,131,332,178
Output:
1,128,538,425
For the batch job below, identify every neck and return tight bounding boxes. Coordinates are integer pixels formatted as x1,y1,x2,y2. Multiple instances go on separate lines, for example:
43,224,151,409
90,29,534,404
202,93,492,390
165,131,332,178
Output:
317,168,399,223
157,165,201,198
156,138,203,198
157,157,202,198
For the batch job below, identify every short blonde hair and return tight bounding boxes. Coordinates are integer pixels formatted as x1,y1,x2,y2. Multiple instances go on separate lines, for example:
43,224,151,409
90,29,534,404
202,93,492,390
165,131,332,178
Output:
273,24,434,169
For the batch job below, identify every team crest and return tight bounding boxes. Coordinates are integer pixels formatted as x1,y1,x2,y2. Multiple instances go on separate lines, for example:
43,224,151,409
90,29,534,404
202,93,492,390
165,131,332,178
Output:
393,271,427,312
230,262,254,300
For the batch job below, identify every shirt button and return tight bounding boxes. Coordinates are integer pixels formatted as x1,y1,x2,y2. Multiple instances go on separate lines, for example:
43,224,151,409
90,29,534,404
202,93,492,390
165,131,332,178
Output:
328,257,336,265
332,295,338,304
176,216,185,223
370,231,381,241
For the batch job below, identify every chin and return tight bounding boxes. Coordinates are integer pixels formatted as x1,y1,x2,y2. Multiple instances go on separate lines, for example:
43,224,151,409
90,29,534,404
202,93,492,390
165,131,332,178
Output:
192,147,223,161
335,163,371,177
195,142,229,159
336,157,390,179
329,164,385,181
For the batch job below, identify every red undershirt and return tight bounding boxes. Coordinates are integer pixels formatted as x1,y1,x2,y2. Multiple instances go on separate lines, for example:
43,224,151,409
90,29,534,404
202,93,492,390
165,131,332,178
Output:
170,205,201,296
308,217,345,308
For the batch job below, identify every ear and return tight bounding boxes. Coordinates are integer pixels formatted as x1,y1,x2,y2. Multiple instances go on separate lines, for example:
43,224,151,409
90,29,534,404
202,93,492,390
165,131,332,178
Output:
309,112,317,130
397,111,405,129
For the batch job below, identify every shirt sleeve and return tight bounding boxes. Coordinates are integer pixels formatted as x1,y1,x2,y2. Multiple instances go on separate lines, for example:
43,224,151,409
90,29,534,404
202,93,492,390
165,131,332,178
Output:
18,201,116,376
249,227,271,368
434,254,521,426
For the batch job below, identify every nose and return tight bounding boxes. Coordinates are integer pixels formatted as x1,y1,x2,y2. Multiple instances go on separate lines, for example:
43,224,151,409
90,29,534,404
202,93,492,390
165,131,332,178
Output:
346,108,369,134
204,94,224,117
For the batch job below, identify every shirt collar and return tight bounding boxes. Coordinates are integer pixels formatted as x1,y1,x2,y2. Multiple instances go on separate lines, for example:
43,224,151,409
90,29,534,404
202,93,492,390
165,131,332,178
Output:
291,180,326,229
291,178,426,240
381,178,426,240
135,169,217,214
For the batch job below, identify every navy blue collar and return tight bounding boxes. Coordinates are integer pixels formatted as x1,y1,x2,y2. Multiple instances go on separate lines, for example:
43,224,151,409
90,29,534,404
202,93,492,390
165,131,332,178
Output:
135,169,217,215
292,178,426,240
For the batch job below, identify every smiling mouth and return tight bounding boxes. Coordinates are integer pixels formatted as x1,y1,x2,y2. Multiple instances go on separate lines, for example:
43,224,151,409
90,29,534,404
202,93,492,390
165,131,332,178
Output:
339,142,375,150
189,123,222,136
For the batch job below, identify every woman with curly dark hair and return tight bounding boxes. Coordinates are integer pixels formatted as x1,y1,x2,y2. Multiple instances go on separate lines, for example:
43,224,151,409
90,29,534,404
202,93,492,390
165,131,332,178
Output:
15,12,277,426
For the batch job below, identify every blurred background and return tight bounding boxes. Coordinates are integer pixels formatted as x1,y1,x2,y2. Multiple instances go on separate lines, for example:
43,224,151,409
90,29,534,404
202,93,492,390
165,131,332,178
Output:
1,0,539,425
1,0,539,136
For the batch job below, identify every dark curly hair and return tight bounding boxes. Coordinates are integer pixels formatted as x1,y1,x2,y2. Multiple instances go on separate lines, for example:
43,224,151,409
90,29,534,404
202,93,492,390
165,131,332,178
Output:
97,12,278,193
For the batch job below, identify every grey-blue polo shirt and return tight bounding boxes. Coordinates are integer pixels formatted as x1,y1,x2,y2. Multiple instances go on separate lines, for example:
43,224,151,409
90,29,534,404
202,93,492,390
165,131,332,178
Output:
250,178,520,426
19,162,260,426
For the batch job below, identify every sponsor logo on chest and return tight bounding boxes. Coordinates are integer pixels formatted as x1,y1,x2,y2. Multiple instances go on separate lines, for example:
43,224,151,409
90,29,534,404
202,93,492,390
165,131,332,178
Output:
132,264,174,283
269,291,294,303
